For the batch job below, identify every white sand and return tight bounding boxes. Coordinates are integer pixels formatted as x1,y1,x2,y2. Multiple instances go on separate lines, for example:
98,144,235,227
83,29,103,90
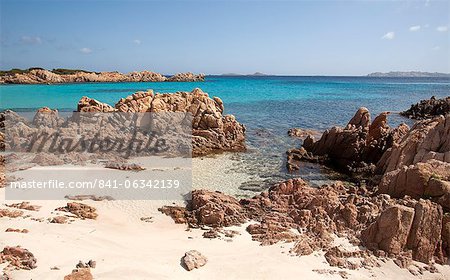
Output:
1,161,450,279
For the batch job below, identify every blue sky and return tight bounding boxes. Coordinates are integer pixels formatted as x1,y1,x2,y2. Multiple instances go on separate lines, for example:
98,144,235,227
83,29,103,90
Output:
0,0,449,75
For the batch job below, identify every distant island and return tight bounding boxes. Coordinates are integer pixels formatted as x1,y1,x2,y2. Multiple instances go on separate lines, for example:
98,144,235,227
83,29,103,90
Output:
221,72,268,76
367,71,450,78
0,68,205,84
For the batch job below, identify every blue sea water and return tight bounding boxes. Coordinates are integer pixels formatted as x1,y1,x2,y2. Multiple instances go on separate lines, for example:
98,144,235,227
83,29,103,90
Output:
1,76,449,192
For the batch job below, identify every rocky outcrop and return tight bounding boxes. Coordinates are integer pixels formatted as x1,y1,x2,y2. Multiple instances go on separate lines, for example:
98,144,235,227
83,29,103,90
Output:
362,200,443,264
0,246,37,270
290,108,408,175
181,250,207,271
361,205,415,255
0,69,205,84
167,72,205,82
376,115,450,210
162,178,448,267
377,115,450,174
82,88,246,156
77,97,116,112
401,96,450,120
2,88,245,157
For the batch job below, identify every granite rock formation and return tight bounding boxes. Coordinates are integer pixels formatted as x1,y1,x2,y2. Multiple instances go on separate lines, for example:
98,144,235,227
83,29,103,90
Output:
401,96,450,120
376,114,450,210
0,69,205,84
288,108,409,174
161,178,449,267
78,88,246,156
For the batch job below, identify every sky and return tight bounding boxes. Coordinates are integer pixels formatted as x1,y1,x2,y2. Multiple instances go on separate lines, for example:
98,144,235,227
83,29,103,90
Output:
0,0,449,75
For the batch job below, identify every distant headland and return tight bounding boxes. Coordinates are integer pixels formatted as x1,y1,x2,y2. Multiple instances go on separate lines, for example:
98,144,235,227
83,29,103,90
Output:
0,68,205,84
367,71,450,78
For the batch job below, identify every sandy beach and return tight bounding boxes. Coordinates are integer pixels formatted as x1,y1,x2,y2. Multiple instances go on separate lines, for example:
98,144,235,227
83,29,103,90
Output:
1,157,450,279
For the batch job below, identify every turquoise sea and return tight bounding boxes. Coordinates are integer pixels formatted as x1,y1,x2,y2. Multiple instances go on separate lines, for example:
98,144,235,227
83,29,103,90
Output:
1,76,449,191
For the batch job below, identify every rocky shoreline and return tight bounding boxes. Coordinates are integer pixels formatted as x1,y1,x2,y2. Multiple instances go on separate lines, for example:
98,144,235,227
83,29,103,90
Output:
160,96,450,273
0,68,205,84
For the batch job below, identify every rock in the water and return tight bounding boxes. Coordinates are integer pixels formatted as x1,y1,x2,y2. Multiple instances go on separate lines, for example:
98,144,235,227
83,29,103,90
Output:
378,159,450,210
0,69,204,84
167,72,205,82
377,114,450,174
297,108,408,175
181,250,207,271
77,96,116,112
83,88,245,156
400,96,450,119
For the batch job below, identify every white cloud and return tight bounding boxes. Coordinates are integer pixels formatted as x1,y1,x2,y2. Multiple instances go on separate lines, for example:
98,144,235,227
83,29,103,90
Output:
20,36,42,45
409,25,421,32
381,32,395,40
80,47,93,54
133,39,141,45
432,46,441,51
437,26,448,32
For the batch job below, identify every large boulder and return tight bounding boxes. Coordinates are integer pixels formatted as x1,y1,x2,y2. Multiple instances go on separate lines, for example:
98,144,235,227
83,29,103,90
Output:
77,96,116,112
376,114,450,210
361,205,415,254
378,160,450,210
377,114,450,174
361,200,444,264
407,200,443,263
98,88,245,156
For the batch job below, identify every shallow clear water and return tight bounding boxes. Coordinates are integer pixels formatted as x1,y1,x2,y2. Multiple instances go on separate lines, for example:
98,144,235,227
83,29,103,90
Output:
1,76,449,192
